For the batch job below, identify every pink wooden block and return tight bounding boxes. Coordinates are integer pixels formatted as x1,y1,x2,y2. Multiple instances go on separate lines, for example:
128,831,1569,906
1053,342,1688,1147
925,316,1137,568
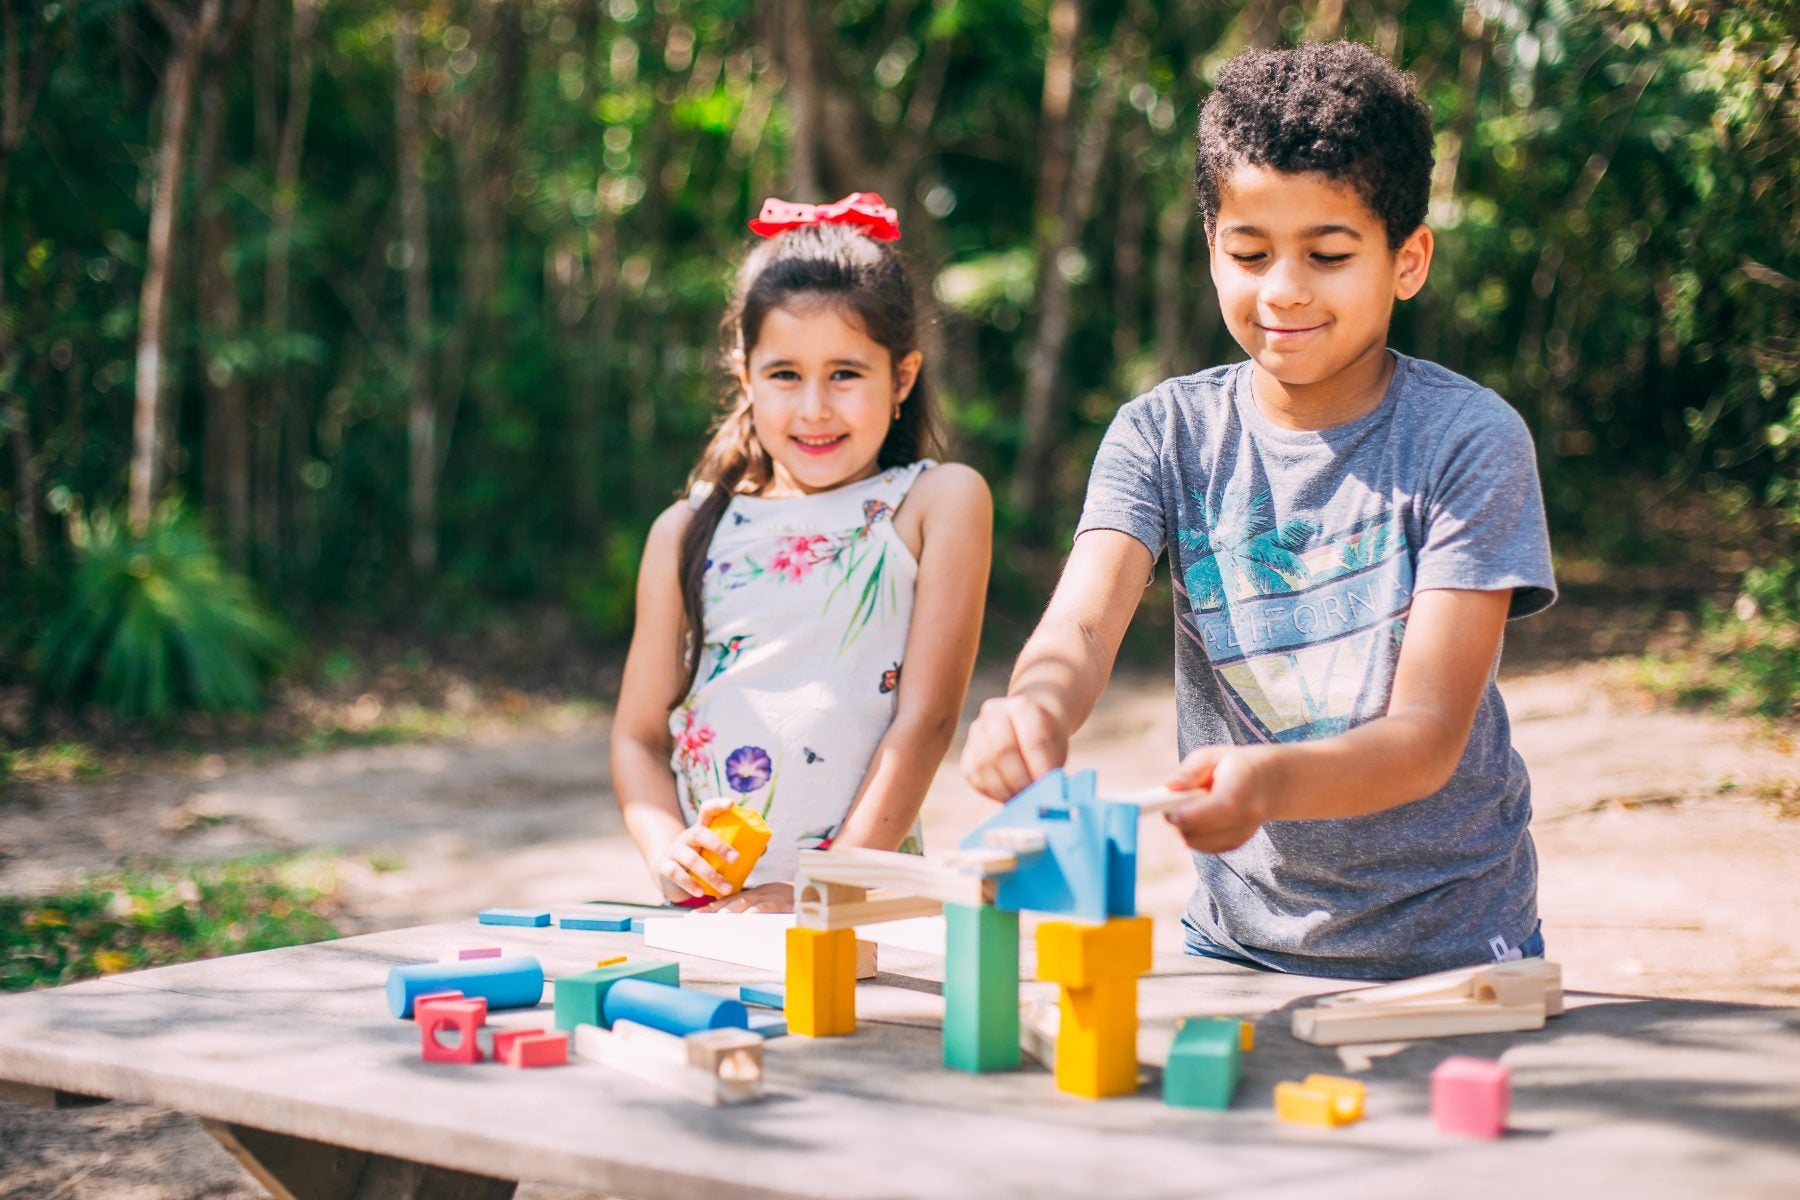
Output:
419,997,489,1064
443,944,504,962
1432,1056,1510,1139
408,989,464,1020
501,1030,569,1069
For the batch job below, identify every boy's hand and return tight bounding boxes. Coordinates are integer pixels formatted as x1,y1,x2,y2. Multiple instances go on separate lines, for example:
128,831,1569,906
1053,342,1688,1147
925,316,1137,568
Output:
1162,746,1274,854
653,797,741,902
960,694,1070,801
698,882,793,914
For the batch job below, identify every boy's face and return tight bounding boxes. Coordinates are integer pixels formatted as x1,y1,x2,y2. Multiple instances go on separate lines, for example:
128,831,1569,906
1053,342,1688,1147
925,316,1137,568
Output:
1209,164,1432,391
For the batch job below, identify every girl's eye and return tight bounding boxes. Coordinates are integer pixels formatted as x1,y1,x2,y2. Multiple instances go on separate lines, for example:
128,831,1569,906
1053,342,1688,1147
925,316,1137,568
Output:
768,369,801,381
1229,252,1265,265
1313,253,1352,265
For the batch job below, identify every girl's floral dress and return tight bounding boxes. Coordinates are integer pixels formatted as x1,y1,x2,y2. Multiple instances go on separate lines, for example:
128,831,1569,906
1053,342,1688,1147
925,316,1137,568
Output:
669,461,935,885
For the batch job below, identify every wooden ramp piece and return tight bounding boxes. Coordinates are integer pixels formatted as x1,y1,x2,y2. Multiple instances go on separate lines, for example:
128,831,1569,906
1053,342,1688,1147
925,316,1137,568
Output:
1291,959,1563,1046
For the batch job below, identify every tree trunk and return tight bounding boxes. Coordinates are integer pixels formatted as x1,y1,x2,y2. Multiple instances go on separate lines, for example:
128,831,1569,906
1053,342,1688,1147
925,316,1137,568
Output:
133,0,223,533
1009,40,1126,515
394,14,437,575
1032,0,1083,239
1111,123,1146,369
779,0,824,199
1153,198,1188,384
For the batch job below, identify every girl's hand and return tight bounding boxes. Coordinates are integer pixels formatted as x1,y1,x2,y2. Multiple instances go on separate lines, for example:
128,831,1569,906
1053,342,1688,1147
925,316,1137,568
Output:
698,882,794,914
960,693,1069,802
1162,746,1275,854
653,798,742,902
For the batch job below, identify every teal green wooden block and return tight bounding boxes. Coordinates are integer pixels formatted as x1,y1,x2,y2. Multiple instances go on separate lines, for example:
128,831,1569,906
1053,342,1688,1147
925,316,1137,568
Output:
943,903,1020,1072
552,960,679,1031
1164,1017,1242,1109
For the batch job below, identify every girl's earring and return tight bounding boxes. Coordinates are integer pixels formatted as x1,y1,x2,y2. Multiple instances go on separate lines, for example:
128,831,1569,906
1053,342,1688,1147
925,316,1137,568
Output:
892,401,903,422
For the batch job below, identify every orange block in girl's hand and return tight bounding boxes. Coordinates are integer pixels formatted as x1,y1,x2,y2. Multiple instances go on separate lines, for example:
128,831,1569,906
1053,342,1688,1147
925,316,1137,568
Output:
698,805,772,898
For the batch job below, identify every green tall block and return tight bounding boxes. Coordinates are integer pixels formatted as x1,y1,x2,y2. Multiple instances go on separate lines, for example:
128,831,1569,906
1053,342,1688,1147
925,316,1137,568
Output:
1163,1017,1242,1109
943,902,1020,1072
553,960,679,1031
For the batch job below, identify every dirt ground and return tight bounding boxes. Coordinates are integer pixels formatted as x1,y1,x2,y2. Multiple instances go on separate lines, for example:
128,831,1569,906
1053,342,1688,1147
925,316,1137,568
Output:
2,646,1796,1197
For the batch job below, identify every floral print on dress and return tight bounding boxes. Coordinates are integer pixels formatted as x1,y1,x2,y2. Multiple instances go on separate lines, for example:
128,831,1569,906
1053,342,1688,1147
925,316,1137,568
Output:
704,503,902,653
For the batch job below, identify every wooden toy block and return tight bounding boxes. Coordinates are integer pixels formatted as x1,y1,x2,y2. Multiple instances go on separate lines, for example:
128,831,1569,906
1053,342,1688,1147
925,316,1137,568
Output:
440,944,502,962
629,917,646,934
943,903,1020,1073
595,955,626,968
1274,1075,1367,1127
418,997,488,1064
1035,915,1153,989
552,960,679,1031
501,1030,569,1069
645,912,878,977
573,1023,764,1106
697,804,773,898
1054,975,1139,1098
386,956,546,1019
408,989,464,1017
983,826,1049,855
785,926,858,1037
795,849,994,915
1432,1056,1510,1139
739,984,785,1010
942,847,1020,875
478,908,550,927
1163,1017,1242,1110
684,1027,765,1078
748,1013,788,1038
560,914,634,932
1292,959,1561,1045
602,979,750,1036
1241,1020,1255,1052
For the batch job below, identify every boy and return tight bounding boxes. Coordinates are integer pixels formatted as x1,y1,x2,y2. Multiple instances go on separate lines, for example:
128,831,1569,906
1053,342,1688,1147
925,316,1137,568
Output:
962,41,1556,979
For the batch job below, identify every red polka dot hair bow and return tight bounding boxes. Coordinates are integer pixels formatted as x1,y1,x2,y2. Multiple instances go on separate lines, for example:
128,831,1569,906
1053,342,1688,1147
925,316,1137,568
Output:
747,192,901,242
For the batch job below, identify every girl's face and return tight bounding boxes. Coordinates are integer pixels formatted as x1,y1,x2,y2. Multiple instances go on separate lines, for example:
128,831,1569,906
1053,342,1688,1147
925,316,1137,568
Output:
740,301,921,496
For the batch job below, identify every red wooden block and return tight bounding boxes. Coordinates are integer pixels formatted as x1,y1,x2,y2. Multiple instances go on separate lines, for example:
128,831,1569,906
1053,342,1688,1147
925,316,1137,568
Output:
409,989,464,1020
419,997,489,1064
501,1030,569,1069
1432,1056,1511,1139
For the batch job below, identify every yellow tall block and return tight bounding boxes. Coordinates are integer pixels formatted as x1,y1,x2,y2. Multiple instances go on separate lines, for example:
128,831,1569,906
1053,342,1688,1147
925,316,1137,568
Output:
697,805,772,899
786,926,857,1037
1036,915,1153,988
1055,975,1139,1098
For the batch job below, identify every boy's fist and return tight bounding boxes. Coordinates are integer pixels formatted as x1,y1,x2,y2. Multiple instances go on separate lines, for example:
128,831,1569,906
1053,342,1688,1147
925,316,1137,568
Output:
1162,746,1273,854
961,694,1069,801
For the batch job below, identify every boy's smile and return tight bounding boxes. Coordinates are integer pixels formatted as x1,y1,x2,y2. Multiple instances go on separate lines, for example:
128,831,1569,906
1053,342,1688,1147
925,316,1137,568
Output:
1209,164,1433,430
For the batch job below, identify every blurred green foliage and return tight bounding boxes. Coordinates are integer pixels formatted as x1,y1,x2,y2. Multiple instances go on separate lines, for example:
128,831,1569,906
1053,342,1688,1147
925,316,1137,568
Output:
0,0,1793,714
0,857,342,992
35,501,291,717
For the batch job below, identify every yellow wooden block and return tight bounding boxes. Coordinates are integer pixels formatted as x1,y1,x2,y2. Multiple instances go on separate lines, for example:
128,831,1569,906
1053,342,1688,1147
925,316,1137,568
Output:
1036,915,1153,988
1274,1075,1366,1127
1241,1020,1255,1052
698,805,773,899
1053,976,1138,1098
785,926,857,1037
595,955,626,968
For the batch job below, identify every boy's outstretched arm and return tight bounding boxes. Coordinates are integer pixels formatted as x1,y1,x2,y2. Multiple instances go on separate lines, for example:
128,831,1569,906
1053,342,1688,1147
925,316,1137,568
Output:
962,530,1154,801
1164,587,1511,853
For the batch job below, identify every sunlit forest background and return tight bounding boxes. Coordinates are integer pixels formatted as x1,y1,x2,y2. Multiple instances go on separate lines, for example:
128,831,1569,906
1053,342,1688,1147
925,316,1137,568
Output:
1,0,1795,742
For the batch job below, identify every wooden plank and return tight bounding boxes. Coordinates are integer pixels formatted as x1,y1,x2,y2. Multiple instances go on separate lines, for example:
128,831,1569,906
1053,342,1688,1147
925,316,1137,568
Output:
795,849,992,906
203,1120,372,1200
796,889,945,932
571,1024,763,1106
1292,999,1548,1045
0,1079,108,1108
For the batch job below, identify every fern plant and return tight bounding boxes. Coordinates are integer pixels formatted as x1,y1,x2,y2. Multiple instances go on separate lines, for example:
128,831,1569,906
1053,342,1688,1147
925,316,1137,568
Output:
37,501,292,717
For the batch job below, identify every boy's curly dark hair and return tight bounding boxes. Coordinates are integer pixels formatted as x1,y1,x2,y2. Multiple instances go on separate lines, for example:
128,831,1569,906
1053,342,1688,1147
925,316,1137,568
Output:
1195,41,1433,250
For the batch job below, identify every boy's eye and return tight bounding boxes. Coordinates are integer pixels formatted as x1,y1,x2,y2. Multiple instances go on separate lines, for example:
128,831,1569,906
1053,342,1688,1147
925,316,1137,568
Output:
1312,253,1352,265
831,368,863,381
1229,252,1266,265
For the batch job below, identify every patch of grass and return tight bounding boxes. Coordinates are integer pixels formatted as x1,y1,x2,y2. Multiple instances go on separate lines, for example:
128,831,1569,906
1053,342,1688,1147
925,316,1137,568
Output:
1,742,108,783
1616,573,1800,723
0,856,343,992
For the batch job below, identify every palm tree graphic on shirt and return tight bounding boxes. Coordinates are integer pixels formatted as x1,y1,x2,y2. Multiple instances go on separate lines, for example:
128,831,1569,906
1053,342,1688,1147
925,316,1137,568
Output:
1178,485,1320,611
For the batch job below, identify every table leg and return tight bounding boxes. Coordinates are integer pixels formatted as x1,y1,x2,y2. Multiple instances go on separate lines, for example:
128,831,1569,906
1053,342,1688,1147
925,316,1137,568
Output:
0,1079,108,1108
202,1120,518,1200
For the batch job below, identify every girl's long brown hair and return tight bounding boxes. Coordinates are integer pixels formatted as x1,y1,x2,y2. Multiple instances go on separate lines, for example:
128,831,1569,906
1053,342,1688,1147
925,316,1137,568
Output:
672,223,940,707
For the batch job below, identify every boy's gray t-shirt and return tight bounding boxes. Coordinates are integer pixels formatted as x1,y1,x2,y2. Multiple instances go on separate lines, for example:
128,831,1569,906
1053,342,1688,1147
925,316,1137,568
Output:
1077,352,1556,979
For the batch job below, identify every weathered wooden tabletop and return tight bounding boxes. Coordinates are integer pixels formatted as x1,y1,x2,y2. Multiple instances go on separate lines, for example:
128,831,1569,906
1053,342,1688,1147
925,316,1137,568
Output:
1,916,1796,1199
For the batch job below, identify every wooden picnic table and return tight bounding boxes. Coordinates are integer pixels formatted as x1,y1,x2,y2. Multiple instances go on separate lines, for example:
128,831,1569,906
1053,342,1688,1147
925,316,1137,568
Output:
1,915,1796,1199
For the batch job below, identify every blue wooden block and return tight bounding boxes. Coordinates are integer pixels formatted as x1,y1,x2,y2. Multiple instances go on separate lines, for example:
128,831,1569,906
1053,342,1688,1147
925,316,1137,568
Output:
386,955,545,1018
739,984,785,1010
1104,799,1139,919
748,1012,788,1038
958,770,1123,921
603,979,749,1036
554,960,679,1031
479,908,550,927
629,917,647,934
560,914,633,932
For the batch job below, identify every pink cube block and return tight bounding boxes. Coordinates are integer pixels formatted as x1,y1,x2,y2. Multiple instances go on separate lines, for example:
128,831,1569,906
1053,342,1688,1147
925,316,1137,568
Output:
1432,1056,1511,1139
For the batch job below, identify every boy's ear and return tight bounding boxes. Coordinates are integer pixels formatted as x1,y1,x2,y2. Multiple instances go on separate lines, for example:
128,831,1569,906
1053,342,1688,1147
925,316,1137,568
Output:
1393,225,1434,301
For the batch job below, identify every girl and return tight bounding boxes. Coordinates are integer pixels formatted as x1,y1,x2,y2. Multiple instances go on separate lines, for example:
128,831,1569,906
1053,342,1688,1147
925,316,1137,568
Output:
611,193,992,914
